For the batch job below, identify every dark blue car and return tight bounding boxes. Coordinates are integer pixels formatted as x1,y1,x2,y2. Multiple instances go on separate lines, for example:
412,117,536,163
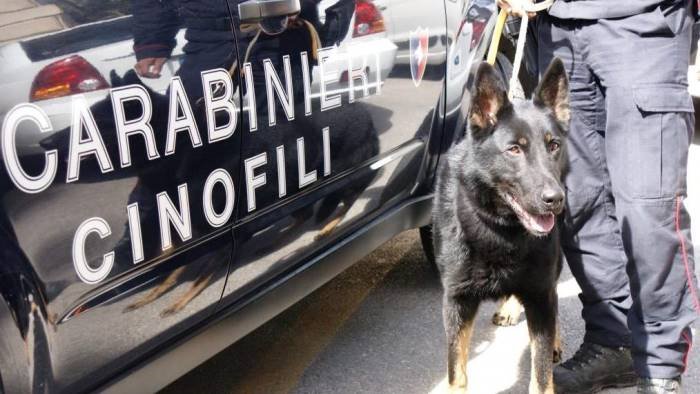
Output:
0,0,503,392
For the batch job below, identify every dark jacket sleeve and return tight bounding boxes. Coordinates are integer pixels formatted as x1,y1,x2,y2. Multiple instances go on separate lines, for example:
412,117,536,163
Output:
131,0,182,60
318,0,355,47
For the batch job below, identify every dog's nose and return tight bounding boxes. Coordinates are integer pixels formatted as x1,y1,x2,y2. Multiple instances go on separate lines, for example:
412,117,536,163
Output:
541,188,564,209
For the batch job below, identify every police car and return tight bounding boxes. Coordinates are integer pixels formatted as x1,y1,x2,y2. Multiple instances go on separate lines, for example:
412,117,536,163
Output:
0,0,502,392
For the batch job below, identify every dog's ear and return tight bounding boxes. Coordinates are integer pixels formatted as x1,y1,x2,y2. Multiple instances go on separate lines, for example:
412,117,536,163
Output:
534,58,570,128
470,62,509,131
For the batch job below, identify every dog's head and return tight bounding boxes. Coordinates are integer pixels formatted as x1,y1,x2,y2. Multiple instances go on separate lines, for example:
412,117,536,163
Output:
466,58,569,237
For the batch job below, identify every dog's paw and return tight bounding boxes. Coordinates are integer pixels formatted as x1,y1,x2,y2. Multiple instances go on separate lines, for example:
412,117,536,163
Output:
491,311,519,326
553,346,563,363
160,304,182,318
447,384,467,394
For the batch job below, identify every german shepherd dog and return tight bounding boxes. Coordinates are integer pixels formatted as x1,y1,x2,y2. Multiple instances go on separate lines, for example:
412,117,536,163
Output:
433,58,570,393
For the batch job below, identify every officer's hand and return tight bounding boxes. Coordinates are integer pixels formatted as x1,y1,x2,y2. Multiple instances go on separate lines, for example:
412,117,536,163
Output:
134,57,167,79
496,0,536,18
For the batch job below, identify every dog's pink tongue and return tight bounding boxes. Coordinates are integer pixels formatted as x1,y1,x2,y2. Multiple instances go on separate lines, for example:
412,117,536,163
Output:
534,213,555,233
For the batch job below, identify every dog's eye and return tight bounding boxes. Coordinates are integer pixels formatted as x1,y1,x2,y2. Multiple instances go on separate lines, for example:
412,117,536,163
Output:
548,141,560,152
506,145,522,155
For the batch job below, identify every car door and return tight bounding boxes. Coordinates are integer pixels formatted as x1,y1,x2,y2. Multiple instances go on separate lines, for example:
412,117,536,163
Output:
220,0,446,305
0,1,241,391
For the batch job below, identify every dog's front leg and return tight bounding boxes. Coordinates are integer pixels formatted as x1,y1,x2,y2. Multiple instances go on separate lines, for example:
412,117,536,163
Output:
522,291,557,394
443,294,479,393
553,315,562,363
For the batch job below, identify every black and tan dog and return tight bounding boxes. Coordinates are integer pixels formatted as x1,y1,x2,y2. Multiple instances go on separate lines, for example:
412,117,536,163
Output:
433,58,570,393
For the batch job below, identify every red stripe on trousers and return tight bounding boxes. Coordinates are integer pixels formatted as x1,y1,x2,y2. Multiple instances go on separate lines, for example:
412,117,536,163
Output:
675,196,700,313
681,330,693,373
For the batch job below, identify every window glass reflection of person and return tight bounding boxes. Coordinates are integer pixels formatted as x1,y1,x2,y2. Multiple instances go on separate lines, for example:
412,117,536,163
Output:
131,0,237,99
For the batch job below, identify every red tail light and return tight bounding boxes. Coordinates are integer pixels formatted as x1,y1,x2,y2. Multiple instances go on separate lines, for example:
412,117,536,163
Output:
471,20,486,50
353,0,385,38
30,55,110,102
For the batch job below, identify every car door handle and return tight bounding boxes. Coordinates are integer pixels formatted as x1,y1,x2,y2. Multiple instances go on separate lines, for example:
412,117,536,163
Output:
238,0,301,23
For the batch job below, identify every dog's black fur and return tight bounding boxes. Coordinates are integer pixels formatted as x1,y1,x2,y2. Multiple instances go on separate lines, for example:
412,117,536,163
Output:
433,58,570,393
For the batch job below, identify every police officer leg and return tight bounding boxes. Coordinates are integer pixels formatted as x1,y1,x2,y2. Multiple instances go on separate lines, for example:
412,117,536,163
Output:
536,16,637,393
603,84,698,379
585,4,700,387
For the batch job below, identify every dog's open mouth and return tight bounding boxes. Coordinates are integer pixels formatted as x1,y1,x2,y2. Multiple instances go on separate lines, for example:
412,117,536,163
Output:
503,194,555,236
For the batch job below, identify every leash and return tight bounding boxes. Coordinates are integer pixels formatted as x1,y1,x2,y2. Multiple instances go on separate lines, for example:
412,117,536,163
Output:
200,17,320,104
486,1,554,99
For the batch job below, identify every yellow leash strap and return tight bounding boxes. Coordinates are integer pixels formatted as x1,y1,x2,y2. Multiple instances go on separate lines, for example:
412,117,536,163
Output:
486,9,508,66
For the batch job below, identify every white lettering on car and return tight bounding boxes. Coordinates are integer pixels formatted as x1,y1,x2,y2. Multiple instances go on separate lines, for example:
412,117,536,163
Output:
276,145,287,198
67,94,114,183
323,126,331,176
244,152,268,212
243,62,258,132
297,137,317,188
348,56,369,103
201,69,238,143
318,47,342,111
264,56,295,126
165,77,202,156
73,217,114,284
1,103,58,193
111,84,160,168
157,183,193,251
203,168,235,228
301,51,313,117
2,44,391,284
127,203,144,264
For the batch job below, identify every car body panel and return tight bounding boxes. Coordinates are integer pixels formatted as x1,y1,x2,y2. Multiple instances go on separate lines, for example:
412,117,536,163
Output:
102,194,432,393
0,0,497,392
220,0,447,309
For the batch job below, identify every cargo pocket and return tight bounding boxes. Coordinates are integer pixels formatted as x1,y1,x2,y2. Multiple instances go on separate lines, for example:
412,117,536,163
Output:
637,6,675,37
629,84,694,199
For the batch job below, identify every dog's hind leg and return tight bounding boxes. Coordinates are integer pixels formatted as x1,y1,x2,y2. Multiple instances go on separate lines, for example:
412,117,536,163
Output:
443,294,479,393
492,295,523,326
553,315,562,363
522,291,557,394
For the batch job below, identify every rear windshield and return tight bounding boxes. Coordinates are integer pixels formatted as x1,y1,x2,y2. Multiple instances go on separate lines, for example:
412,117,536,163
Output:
3,0,133,61
20,16,134,62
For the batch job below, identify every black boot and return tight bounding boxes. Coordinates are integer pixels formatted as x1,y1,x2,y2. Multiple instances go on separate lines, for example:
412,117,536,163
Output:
637,377,681,394
554,342,637,394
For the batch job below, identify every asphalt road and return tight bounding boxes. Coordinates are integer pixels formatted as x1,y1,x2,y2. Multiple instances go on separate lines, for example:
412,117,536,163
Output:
163,230,699,393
